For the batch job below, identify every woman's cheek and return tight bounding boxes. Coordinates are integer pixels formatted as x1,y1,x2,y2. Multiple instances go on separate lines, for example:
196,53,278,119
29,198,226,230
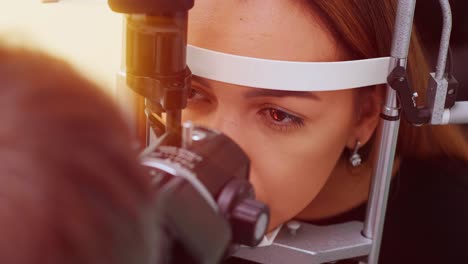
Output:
248,126,350,230
248,149,330,230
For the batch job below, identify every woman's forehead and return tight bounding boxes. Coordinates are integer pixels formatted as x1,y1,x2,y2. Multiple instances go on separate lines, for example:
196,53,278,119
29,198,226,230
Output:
186,1,387,92
187,0,342,62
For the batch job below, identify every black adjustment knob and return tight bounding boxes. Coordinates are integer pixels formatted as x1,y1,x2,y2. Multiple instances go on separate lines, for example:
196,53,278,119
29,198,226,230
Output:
231,199,269,247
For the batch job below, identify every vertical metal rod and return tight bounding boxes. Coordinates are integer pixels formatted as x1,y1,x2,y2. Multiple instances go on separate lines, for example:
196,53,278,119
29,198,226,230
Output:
363,101,400,264
166,110,182,141
182,121,194,148
387,0,416,59
435,0,452,80
363,1,416,263
144,99,152,147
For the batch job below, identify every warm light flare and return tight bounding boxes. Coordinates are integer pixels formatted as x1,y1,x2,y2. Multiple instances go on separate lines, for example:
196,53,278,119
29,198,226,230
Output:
0,0,124,94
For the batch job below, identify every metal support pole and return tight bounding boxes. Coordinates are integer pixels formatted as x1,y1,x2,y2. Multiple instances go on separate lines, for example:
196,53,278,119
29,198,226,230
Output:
428,0,453,124
435,0,452,80
362,1,416,263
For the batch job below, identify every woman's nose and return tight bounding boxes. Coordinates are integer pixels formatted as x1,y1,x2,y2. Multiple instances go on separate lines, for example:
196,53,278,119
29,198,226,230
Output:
183,107,248,151
210,114,242,139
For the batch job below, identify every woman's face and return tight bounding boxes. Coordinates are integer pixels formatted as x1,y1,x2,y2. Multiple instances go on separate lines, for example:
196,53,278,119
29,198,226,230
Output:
186,0,365,230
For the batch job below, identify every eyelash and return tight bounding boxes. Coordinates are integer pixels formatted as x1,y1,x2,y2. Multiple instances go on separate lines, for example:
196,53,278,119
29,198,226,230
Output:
187,86,305,133
188,86,211,103
257,106,305,133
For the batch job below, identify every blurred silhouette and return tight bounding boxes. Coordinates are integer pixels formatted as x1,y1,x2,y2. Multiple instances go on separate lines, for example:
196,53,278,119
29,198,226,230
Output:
0,43,156,264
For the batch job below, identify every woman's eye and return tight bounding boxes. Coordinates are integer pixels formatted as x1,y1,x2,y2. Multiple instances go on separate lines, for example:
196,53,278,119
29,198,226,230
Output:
188,87,204,100
269,108,288,122
188,86,210,102
258,107,305,133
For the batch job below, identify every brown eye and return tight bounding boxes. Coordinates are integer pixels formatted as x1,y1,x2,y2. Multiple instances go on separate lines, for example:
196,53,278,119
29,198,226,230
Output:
187,86,210,102
188,88,199,99
269,108,288,122
257,107,305,133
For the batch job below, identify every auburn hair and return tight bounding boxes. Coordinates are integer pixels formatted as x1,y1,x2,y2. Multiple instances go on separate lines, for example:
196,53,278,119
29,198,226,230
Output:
306,0,468,162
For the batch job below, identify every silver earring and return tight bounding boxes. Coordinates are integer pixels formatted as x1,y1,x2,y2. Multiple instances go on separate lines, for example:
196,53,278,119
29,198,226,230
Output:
349,140,362,167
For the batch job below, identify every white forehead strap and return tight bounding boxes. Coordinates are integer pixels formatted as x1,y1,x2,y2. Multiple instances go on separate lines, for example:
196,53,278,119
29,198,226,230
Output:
187,45,391,91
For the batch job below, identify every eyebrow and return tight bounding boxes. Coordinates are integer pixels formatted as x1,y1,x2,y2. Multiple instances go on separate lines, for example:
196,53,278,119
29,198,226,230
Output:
192,76,320,100
243,89,320,100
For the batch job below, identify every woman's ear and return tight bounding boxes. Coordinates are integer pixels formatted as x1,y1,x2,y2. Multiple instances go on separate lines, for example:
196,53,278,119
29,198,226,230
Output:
346,86,385,149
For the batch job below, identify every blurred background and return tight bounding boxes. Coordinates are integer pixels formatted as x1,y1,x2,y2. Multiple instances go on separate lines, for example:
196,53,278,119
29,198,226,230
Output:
0,0,122,94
